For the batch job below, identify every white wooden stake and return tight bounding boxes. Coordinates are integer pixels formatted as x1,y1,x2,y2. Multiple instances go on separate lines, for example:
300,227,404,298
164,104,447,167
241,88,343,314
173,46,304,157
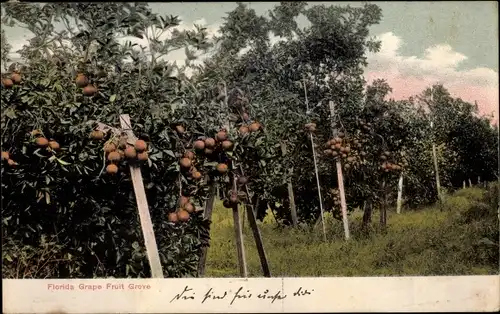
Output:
303,79,327,241
469,178,472,187
119,114,163,278
310,133,327,242
329,101,350,240
430,120,442,202
396,174,404,214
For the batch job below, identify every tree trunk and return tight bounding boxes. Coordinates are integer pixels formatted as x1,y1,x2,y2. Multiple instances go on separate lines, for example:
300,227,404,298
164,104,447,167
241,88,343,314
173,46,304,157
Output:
362,200,373,228
379,180,387,229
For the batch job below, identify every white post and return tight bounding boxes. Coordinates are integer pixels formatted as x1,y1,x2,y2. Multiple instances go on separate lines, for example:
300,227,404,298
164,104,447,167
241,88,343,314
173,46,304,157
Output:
329,101,350,240
119,114,163,278
396,174,404,214
303,79,327,241
430,120,442,202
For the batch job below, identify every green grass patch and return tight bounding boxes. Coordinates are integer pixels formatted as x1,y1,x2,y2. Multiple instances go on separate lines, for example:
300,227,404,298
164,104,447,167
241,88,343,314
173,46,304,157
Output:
204,187,499,277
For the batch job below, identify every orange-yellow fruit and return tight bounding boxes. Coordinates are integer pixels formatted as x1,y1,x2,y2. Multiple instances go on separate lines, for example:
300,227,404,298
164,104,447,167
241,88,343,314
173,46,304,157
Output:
334,137,342,143
332,151,338,157
36,137,49,147
324,149,333,156
91,130,104,140
239,125,249,135
168,212,179,223
222,140,233,151
104,143,116,153
11,73,21,84
1,151,10,160
184,203,195,213
2,78,13,89
192,171,202,180
216,131,228,142
216,163,228,174
249,122,261,132
117,149,125,158
134,140,147,152
75,74,88,88
194,140,205,150
124,146,137,159
180,157,192,169
177,209,190,222
338,132,345,138
7,159,17,166
334,143,342,150
48,141,60,150
204,138,216,148
106,163,118,174
107,151,121,162
82,85,97,96
184,151,195,160
137,152,148,161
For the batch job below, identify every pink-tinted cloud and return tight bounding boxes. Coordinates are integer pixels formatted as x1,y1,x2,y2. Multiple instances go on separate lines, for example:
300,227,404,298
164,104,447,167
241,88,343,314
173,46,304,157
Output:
365,32,499,125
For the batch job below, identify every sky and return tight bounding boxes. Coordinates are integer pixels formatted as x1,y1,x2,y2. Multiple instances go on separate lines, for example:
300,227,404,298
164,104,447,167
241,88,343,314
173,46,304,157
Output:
2,1,499,124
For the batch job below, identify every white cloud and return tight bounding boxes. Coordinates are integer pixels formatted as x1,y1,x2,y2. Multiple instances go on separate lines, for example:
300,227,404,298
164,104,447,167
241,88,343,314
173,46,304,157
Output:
365,32,499,124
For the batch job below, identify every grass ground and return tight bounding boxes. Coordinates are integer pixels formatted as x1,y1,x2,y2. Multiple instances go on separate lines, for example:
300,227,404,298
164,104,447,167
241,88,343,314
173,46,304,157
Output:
204,186,499,277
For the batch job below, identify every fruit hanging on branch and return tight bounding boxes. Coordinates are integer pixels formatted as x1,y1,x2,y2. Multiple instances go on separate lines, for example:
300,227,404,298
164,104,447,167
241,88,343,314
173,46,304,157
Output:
75,74,88,88
137,151,148,161
216,163,228,174
204,138,216,148
124,146,137,159
82,85,97,97
180,157,192,169
239,125,249,136
36,137,49,148
222,140,233,151
106,163,118,174
91,130,105,140
2,78,14,89
134,140,148,153
194,140,205,150
249,122,261,133
107,151,121,163
48,141,60,151
216,130,228,142
1,151,10,161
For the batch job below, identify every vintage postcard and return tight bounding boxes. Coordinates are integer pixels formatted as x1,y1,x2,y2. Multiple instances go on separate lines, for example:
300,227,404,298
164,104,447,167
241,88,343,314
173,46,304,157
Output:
1,1,499,313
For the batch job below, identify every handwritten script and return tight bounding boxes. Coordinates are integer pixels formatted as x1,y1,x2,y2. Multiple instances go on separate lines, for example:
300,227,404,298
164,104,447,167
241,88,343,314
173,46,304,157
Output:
170,285,314,305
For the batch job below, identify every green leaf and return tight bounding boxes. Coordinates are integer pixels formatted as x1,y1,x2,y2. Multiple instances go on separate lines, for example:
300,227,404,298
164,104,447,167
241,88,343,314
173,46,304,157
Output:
56,157,71,166
110,94,117,103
